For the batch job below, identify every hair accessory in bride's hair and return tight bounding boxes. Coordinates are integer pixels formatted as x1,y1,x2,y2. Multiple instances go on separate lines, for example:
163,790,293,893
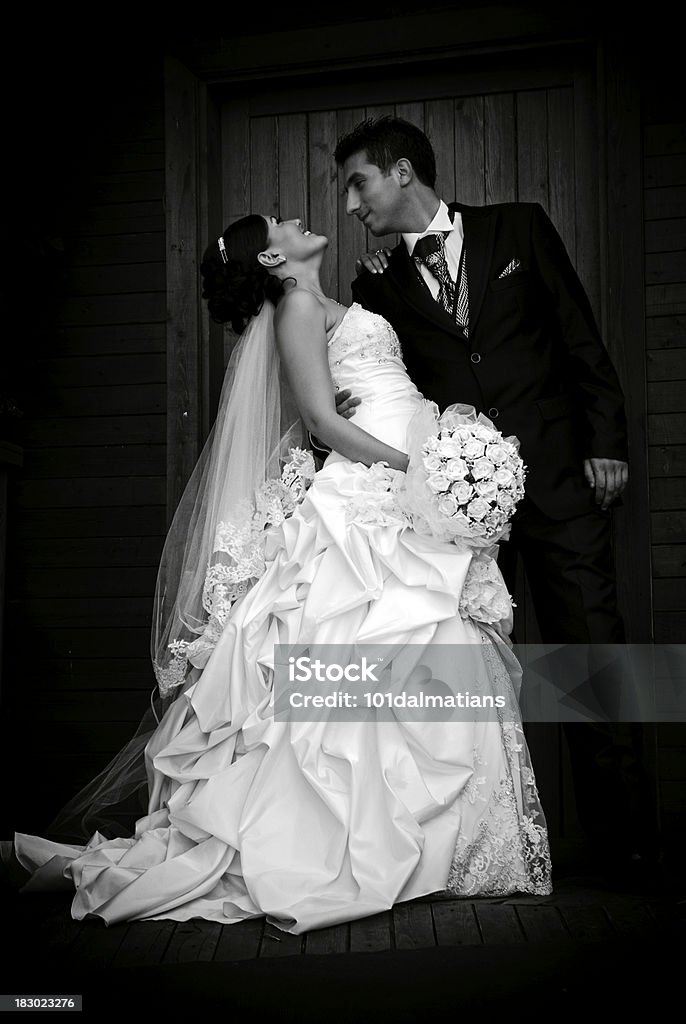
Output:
218,235,229,263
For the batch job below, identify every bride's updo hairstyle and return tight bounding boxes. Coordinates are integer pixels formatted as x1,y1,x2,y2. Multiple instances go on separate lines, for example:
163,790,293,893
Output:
201,214,286,333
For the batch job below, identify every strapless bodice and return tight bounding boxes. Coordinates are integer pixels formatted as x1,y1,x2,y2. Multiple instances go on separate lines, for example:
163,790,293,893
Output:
327,303,423,452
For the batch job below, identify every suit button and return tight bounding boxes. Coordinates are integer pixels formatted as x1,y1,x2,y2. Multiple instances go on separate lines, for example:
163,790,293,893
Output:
488,407,499,418
470,352,481,363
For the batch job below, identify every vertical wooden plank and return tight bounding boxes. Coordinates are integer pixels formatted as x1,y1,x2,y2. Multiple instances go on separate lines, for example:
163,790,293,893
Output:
214,917,265,961
304,922,349,955
484,93,516,204
218,99,251,396
574,64,601,324
545,83,585,844
515,85,551,710
259,923,303,957
396,101,425,130
278,113,308,224
474,904,526,944
516,90,548,207
604,36,653,645
162,920,222,962
516,905,569,942
365,103,397,252
250,116,279,219
222,100,251,228
454,96,487,204
112,919,177,966
164,55,203,520
201,86,225,434
308,110,339,299
392,902,435,949
547,87,576,260
432,901,482,944
426,98,456,201
349,909,393,952
337,108,368,304
455,96,485,204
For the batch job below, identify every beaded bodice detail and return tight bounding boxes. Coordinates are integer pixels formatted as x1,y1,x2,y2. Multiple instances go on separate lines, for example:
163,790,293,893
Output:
327,303,403,390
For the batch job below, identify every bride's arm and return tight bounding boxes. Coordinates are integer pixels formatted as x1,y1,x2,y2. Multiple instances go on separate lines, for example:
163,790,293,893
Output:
275,290,409,472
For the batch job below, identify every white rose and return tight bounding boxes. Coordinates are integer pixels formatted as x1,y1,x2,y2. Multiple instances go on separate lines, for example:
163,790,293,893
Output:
437,493,459,517
472,456,495,480
473,423,495,442
427,472,450,493
476,479,498,500
451,480,473,504
494,467,515,487
467,497,490,521
497,491,515,510
486,442,507,464
437,436,463,458
446,457,468,479
423,453,443,473
463,438,485,460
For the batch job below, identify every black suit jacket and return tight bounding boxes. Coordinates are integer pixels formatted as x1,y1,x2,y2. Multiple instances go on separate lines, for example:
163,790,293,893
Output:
351,201,628,519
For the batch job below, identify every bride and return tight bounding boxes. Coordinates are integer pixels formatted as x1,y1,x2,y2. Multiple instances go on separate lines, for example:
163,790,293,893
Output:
9,212,552,933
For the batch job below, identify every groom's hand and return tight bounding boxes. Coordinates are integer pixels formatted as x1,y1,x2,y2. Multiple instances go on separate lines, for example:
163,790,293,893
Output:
335,388,361,419
355,247,392,275
584,457,629,510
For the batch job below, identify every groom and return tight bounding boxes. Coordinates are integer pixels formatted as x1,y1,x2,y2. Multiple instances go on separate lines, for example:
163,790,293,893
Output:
333,115,660,880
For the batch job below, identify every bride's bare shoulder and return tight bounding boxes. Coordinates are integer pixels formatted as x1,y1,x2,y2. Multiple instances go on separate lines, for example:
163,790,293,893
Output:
275,287,327,325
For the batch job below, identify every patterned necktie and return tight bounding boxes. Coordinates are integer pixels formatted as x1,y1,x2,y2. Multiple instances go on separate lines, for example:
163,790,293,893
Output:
413,232,469,336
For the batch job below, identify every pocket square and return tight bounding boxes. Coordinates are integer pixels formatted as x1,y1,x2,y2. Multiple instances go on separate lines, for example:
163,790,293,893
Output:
498,258,521,278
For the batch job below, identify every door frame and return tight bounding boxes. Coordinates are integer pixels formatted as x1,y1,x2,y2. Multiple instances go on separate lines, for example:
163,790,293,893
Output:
163,16,651,643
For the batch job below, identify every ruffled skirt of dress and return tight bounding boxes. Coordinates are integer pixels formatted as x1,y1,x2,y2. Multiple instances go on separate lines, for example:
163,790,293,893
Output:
10,459,552,933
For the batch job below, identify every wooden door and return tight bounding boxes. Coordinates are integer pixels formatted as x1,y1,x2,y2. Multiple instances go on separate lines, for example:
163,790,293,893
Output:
213,48,600,841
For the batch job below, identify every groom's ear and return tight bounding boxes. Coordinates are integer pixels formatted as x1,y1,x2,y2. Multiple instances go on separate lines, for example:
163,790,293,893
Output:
257,250,286,268
396,158,414,187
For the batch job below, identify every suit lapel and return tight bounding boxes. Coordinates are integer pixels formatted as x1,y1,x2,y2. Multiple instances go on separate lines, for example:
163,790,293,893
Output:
451,202,496,338
386,239,468,340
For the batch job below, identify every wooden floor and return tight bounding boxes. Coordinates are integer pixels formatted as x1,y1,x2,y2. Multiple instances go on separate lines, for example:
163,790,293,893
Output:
9,883,676,965
2,868,683,1011
3,859,684,1018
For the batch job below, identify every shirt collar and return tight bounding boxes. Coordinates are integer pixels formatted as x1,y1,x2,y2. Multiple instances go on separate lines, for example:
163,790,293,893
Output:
403,200,455,256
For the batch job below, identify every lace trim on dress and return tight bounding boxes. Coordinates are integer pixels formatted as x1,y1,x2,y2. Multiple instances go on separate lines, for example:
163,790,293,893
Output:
458,554,513,625
445,632,553,897
153,449,316,697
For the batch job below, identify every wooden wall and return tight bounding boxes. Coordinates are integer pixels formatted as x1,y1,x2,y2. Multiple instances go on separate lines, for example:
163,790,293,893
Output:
2,51,168,831
644,117,686,848
1,19,684,854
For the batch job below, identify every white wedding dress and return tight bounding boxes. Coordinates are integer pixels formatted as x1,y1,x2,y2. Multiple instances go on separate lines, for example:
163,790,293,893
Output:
11,303,552,933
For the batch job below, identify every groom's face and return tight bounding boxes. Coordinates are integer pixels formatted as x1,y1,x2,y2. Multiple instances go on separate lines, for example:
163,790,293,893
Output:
342,150,402,236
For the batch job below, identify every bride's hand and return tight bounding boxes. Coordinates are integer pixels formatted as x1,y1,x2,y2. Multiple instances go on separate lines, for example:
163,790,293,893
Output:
335,388,361,419
355,248,392,275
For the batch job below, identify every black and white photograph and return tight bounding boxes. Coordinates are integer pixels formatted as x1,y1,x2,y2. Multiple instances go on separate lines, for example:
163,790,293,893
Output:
1,2,684,1017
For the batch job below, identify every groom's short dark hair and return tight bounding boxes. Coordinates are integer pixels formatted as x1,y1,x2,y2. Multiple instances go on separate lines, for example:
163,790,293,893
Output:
334,116,437,189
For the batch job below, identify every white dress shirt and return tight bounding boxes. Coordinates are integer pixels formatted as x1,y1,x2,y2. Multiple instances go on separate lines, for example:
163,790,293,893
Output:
402,200,464,301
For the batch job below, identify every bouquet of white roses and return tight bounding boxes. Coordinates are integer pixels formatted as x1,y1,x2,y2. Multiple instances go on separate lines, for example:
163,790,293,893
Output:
402,403,526,549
